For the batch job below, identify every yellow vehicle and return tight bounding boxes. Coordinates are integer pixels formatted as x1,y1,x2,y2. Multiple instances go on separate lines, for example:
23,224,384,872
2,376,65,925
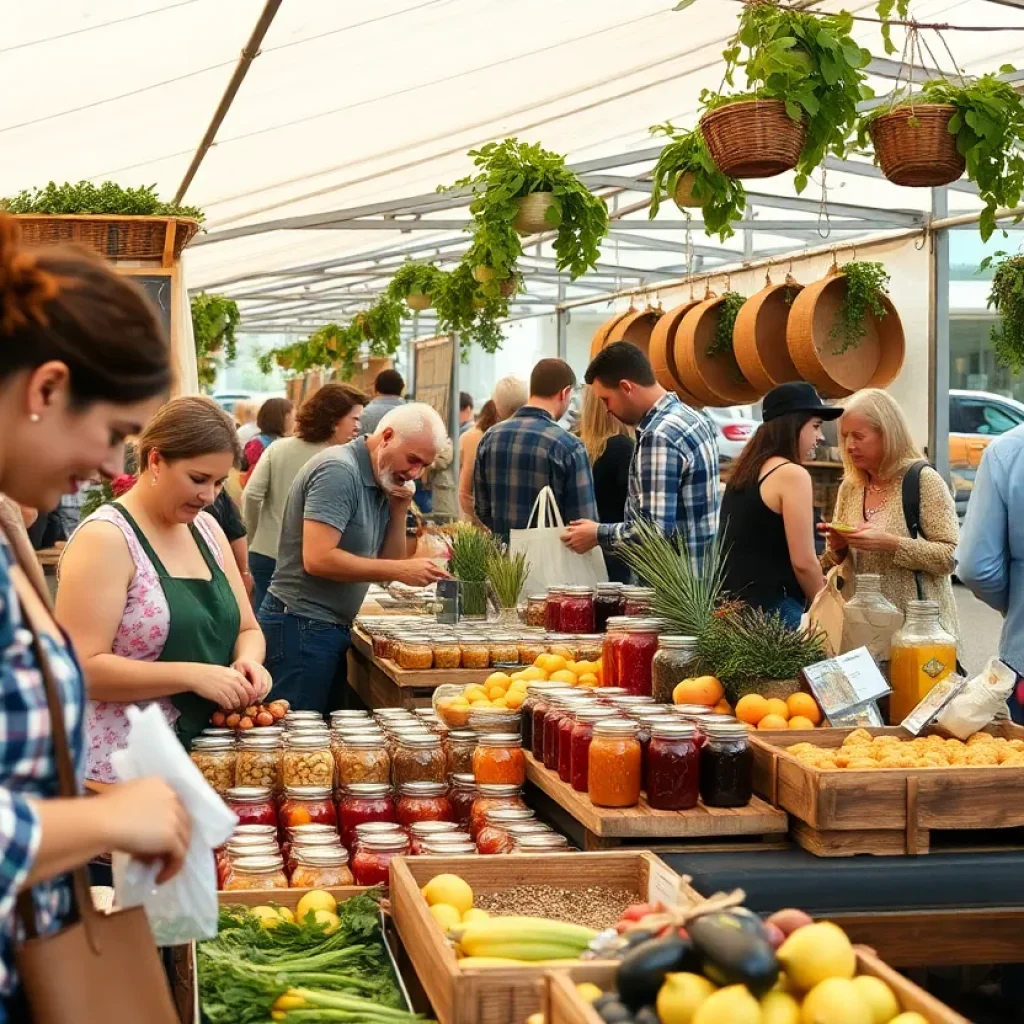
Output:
950,389,1024,519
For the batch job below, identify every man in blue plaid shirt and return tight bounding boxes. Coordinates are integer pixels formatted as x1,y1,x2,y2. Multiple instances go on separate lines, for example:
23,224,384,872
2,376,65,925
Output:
562,342,720,571
474,359,597,542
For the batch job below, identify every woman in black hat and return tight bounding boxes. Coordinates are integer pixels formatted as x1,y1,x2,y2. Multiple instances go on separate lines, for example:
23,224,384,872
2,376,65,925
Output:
719,383,843,628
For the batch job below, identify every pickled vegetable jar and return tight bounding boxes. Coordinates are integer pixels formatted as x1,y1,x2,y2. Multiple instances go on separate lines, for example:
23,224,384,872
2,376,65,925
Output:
699,722,752,808
224,786,277,829
472,733,526,786
889,599,957,724
559,586,595,634
190,736,236,795
588,719,641,808
351,833,410,886
338,783,396,848
283,734,334,789
488,635,520,665
652,636,699,703
646,722,700,810
470,783,525,839
602,618,631,689
222,854,288,891
280,786,337,833
616,619,661,697
392,734,446,786
570,707,618,793
334,732,390,787
433,636,462,670
448,774,477,825
396,781,454,827
408,821,462,854
594,583,625,632
396,637,433,670
459,640,491,670
291,846,353,888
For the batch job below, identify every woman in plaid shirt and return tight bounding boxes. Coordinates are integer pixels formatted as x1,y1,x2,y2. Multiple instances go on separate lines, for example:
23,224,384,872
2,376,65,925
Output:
0,216,190,1019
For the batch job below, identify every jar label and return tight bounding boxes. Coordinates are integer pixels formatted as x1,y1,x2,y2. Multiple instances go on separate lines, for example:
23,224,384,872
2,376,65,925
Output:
922,657,948,679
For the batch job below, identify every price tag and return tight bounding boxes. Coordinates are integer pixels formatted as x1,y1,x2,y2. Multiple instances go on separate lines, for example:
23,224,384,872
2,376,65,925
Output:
801,647,891,719
646,861,682,907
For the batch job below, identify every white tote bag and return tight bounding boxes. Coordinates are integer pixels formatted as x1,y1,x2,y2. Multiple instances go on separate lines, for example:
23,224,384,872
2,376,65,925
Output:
510,486,608,596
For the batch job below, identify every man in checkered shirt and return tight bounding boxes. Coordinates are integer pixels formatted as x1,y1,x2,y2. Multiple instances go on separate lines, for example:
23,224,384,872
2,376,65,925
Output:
562,341,720,572
474,358,597,543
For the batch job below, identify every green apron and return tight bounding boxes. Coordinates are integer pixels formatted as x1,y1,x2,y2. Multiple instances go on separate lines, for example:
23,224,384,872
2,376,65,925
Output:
113,503,241,750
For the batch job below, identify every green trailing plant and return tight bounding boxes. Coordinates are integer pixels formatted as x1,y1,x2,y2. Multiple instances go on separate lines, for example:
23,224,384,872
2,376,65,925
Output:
487,548,531,610
981,250,1024,372
859,72,1024,242
434,260,508,357
191,293,241,390
445,138,608,282
705,2,872,190
707,291,746,358
875,0,910,57
831,261,890,354
387,261,446,303
1,180,204,221
648,123,746,241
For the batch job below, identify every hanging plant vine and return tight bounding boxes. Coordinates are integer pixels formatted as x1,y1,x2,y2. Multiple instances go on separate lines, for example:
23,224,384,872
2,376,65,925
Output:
981,251,1024,372
191,293,240,389
707,291,746,357
831,261,890,354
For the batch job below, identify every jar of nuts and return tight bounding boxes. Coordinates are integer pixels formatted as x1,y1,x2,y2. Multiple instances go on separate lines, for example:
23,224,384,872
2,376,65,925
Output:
525,595,547,629
190,736,236,796
235,733,283,792
334,732,391,786
396,636,433,670
392,733,446,787
283,733,334,789
432,635,462,670
488,635,520,665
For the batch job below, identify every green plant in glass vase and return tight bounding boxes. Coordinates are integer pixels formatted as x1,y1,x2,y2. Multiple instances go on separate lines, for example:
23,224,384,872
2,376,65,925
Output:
981,250,1024,372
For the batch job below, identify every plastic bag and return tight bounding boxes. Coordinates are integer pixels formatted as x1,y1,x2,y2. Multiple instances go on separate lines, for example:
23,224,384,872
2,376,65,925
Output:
935,657,1016,740
110,704,237,945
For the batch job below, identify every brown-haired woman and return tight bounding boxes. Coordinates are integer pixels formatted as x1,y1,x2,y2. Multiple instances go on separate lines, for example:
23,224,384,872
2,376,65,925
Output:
244,382,367,611
0,216,189,1018
57,396,271,771
240,396,294,486
719,383,842,627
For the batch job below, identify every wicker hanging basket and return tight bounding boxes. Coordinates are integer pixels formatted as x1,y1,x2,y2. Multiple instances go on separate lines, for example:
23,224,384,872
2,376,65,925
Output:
673,173,702,209
868,104,965,187
15,214,200,263
589,309,635,360
733,276,804,394
676,294,762,406
786,269,906,398
405,293,432,311
513,192,559,234
649,298,705,406
700,99,807,179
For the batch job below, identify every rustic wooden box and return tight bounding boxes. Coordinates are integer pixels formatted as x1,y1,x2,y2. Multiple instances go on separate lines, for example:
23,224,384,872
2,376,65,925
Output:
751,723,1024,855
544,948,969,1024
389,851,687,1024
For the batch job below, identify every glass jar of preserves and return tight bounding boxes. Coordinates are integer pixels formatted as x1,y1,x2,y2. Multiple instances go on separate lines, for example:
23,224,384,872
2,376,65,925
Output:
291,846,353,888
222,854,288,891
408,821,463,854
594,583,625,632
338,783,396,849
201,727,236,740
528,686,575,762
517,635,548,667
652,636,699,703
470,783,525,839
472,733,526,786
545,587,566,632
233,823,278,842
521,683,561,753
575,635,604,663
283,734,334,789
334,732,391,786
476,808,536,855
546,635,580,661
352,821,405,853
393,734,447,786
621,586,655,617
488,635,520,665
602,618,630,689
559,586,595,634
526,594,548,628
396,781,454,827
513,833,571,853
372,630,391,659
569,707,618,793
699,722,753,808
459,640,491,670
190,736,236,795
225,834,280,860
468,709,521,736
287,833,345,875
280,785,337,834
646,722,700,810
446,730,477,777
421,837,477,856
224,786,278,829
557,700,597,783
331,709,371,727
449,774,477,826
284,710,324,728
588,719,641,809
542,697,571,771
889,599,957,724
616,620,662,697
352,833,410,887
433,635,462,669
396,637,433,670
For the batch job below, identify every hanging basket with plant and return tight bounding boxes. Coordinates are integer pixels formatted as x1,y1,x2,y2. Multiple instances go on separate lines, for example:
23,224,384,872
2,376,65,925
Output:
387,261,446,311
698,2,870,186
982,250,1024,371
191,293,240,390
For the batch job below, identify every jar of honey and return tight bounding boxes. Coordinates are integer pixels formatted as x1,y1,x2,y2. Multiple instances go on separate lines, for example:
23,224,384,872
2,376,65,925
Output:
472,733,526,786
889,600,957,724
587,719,641,808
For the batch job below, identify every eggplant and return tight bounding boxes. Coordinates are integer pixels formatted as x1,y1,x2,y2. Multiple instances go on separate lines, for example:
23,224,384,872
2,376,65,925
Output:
597,1002,633,1024
688,911,779,996
727,906,770,939
614,934,699,1011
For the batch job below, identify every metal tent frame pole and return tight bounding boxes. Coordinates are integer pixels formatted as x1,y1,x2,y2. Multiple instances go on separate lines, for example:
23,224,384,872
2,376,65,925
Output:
930,188,951,484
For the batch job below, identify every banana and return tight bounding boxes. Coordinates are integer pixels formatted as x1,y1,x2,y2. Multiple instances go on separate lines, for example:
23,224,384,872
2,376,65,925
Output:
462,940,589,961
452,916,597,949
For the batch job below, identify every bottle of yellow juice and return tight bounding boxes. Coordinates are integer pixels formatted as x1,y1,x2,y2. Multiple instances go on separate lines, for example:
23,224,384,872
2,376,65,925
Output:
888,600,957,724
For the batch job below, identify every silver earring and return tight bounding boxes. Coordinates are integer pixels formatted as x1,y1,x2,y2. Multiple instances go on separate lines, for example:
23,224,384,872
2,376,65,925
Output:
151,475,158,487
29,414,40,423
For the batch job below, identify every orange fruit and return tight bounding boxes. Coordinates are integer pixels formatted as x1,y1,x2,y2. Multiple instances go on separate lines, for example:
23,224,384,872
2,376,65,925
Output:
492,698,508,708
713,699,733,715
735,694,770,725
673,676,725,707
504,691,525,710
549,669,578,685
758,714,790,730
786,692,822,725
577,673,599,688
764,698,791,721
536,654,567,674
788,715,816,730
487,685,507,700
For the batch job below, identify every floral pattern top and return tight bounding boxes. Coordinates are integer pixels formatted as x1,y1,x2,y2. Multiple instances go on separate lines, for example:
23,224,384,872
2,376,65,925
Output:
60,504,225,783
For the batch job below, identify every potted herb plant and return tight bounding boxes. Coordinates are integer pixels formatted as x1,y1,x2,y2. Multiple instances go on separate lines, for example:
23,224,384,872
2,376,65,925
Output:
387,261,446,311
448,524,498,620
982,250,1024,371
648,123,746,241
699,3,870,186
487,547,531,626
191,293,241,391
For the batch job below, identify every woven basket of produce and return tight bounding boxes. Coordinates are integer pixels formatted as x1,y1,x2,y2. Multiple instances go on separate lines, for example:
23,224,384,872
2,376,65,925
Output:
700,100,806,178
16,214,199,262
868,104,964,187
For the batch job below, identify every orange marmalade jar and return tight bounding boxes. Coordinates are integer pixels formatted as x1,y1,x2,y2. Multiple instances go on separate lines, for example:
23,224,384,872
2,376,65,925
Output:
472,733,526,786
587,718,641,808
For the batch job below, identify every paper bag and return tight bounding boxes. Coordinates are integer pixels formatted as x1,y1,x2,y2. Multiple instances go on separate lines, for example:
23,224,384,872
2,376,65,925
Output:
510,486,608,596
807,568,844,656
935,657,1016,739
111,704,237,945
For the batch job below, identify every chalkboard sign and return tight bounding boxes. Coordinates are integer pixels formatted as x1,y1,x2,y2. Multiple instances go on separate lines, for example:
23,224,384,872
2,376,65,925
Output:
133,274,172,338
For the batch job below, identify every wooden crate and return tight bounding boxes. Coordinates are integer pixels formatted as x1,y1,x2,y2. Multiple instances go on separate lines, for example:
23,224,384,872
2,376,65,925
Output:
525,751,787,850
544,946,969,1024
751,723,1024,855
389,851,689,1024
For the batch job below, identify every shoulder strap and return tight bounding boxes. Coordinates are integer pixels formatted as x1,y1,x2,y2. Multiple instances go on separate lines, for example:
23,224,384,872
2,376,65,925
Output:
758,460,792,486
901,460,930,540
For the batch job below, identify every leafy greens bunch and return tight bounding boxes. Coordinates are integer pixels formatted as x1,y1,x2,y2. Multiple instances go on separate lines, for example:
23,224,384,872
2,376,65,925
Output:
1,180,204,222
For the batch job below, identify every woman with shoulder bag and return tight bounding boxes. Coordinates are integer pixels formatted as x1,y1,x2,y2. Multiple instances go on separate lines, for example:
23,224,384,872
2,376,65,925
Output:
0,215,188,1022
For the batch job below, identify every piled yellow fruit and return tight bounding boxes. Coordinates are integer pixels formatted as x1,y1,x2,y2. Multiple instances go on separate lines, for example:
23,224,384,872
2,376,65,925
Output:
789,727,1024,770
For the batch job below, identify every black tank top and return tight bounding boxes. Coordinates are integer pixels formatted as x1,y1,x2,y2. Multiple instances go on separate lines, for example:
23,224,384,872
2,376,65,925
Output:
720,462,804,610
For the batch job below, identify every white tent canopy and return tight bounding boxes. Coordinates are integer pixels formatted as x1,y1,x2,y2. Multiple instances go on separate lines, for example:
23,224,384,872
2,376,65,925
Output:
4,0,1023,331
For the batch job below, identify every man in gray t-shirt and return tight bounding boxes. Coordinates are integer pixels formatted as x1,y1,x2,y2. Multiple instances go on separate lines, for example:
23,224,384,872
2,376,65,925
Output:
259,403,450,712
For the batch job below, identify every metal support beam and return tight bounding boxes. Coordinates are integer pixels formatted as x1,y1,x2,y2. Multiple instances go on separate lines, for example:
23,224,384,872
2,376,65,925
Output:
930,187,951,484
822,156,979,197
743,190,925,225
556,283,567,361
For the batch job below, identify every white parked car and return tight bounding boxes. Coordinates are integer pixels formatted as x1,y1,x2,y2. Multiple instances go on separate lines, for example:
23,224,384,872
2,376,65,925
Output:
705,406,759,463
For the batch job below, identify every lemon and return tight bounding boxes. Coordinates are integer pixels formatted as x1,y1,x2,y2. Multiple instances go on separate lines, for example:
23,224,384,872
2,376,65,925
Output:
657,971,716,1023
250,906,283,929
693,985,760,1024
800,978,871,1024
778,921,856,990
276,906,295,924
312,909,341,936
295,889,337,923
575,983,604,1003
421,873,474,916
429,903,463,931
461,908,491,924
852,976,900,1024
761,990,800,1024
889,1015,928,1024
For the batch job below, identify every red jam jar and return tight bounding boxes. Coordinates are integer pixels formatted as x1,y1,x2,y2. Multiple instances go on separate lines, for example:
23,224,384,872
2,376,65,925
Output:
621,585,655,617
286,832,344,876
279,786,337,835
646,722,700,810
545,587,566,631
396,781,454,827
594,583,625,633
448,774,477,826
224,786,278,829
559,586,595,633
543,697,573,771
352,832,410,887
530,687,574,763
522,683,564,754
338,783,396,849
570,708,618,793
476,807,536,855
470,784,525,839
603,618,631,689
699,722,753,808
408,821,463,854
557,699,599,784
352,821,405,853
615,620,662,697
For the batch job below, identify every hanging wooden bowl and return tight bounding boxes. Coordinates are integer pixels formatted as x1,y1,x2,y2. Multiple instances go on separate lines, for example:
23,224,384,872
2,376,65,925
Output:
786,270,906,398
733,277,804,394
868,104,965,187
590,309,635,360
604,306,664,359
649,298,705,406
700,99,807,179
513,192,559,234
676,294,761,406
